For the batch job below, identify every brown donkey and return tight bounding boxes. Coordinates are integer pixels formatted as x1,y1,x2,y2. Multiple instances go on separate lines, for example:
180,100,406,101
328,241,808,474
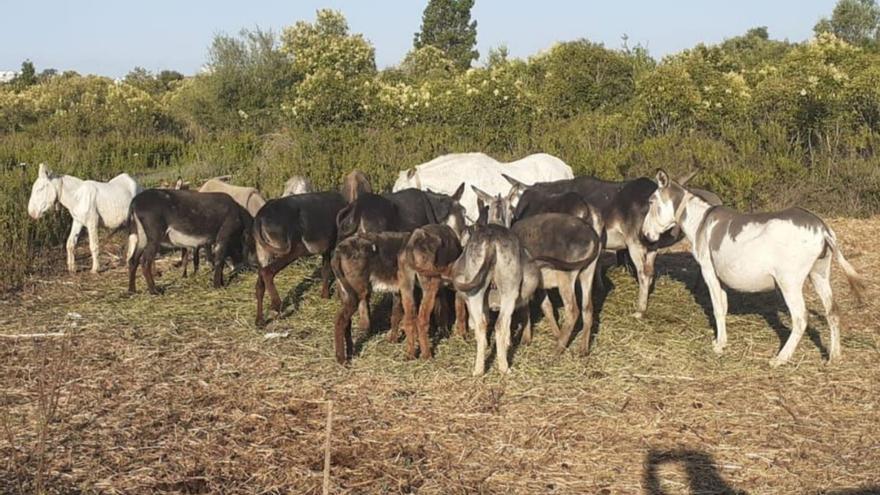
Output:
398,224,468,360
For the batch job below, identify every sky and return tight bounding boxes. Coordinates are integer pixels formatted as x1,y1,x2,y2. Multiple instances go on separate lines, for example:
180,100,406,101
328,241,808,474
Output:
0,0,836,78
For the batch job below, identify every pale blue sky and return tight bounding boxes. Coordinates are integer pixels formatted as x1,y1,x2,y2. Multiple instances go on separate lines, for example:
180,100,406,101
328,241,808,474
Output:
0,0,836,77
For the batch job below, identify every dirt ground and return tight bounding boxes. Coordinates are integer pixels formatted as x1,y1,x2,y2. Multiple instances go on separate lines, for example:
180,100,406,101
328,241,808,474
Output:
1,217,878,494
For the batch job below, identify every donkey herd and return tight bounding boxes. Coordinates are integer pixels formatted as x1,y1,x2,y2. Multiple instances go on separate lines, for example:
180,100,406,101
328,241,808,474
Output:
26,152,865,374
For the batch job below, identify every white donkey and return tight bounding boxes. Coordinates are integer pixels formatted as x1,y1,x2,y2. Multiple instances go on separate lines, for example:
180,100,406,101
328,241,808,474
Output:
392,152,574,223
642,170,865,366
27,163,141,273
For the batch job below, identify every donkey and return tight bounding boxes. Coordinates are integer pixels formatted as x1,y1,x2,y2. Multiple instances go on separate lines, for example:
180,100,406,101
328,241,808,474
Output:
27,163,141,274
336,185,466,240
253,192,347,326
330,231,411,364
642,170,865,366
127,189,253,294
511,213,603,355
452,224,540,375
198,177,267,217
282,175,315,196
398,224,468,360
504,172,721,318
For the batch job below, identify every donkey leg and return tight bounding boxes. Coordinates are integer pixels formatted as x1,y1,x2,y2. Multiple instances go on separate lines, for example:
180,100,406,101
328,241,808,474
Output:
66,220,83,273
494,294,517,374
397,270,418,354
700,265,728,354
416,278,440,360
128,247,143,293
554,274,580,355
255,271,267,327
467,292,489,376
333,294,358,364
810,256,841,362
578,259,599,357
518,305,532,346
192,247,200,274
539,290,562,339
180,249,190,277
86,221,101,273
627,242,651,318
454,292,468,339
321,251,333,299
390,293,404,343
142,243,161,295
771,279,808,367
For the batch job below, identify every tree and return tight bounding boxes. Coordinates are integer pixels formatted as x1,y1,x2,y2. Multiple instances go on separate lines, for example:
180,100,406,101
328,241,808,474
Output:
12,60,37,91
814,0,880,46
281,10,377,126
281,9,376,78
413,0,478,70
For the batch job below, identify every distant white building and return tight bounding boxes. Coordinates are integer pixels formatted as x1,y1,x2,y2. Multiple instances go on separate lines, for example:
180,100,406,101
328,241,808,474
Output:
0,71,17,83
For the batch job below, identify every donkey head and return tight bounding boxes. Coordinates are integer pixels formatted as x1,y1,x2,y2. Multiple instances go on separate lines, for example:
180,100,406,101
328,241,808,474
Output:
442,183,467,238
642,169,689,242
27,163,60,220
501,174,530,205
471,185,516,228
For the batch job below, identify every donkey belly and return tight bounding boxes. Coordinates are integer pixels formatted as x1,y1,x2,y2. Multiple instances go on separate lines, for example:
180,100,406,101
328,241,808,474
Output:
713,259,776,292
166,227,212,248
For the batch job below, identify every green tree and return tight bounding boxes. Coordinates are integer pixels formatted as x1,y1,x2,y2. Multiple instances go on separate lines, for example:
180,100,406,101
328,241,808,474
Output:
529,40,635,118
814,0,880,46
12,60,37,91
281,10,376,126
413,0,478,70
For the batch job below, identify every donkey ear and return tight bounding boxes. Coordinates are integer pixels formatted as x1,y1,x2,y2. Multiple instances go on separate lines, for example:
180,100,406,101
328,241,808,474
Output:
678,169,699,185
656,169,670,188
38,163,49,178
502,174,528,191
471,185,493,202
450,182,465,201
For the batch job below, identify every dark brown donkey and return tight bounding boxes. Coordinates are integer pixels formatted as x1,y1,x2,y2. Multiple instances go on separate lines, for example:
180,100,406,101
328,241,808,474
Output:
330,231,411,364
253,192,347,326
398,224,467,360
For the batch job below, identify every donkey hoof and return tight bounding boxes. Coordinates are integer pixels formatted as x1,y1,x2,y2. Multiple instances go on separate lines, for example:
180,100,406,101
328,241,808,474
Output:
769,357,786,368
632,311,644,319
712,342,726,355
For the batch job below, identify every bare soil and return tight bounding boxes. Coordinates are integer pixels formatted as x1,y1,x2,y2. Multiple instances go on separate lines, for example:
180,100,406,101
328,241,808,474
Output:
1,217,878,494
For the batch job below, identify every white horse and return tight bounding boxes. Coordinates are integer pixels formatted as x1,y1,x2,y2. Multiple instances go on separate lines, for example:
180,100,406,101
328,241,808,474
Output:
642,170,865,366
392,153,574,223
27,163,141,273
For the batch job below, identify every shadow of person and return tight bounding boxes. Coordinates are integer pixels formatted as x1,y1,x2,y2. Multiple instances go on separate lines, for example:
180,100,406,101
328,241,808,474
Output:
643,449,745,495
643,450,746,495
643,448,880,495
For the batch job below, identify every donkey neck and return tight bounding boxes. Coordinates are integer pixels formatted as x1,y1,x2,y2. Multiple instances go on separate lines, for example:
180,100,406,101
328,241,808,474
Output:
55,175,85,212
677,192,712,243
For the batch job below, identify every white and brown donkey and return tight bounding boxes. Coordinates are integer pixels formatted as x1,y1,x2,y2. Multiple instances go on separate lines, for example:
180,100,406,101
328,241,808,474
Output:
642,170,864,366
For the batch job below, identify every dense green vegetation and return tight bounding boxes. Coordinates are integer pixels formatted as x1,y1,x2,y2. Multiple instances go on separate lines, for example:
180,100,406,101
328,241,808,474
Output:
2,0,880,290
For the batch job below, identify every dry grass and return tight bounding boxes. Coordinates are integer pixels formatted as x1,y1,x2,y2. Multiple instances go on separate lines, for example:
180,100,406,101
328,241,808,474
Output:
1,218,879,494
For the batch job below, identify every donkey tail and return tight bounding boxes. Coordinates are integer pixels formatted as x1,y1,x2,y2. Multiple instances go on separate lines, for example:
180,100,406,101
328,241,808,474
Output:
125,207,142,265
335,203,358,240
329,250,356,302
253,215,289,254
453,245,495,293
824,228,866,304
